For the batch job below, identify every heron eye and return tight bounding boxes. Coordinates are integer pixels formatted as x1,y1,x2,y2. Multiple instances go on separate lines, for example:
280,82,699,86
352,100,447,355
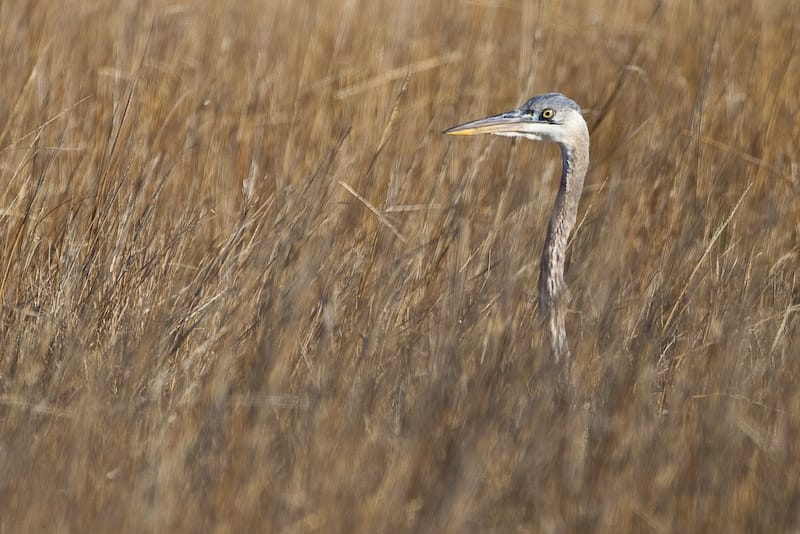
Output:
541,108,555,120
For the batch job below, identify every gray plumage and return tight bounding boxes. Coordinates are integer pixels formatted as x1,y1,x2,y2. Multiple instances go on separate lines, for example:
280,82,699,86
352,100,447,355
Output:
444,92,590,362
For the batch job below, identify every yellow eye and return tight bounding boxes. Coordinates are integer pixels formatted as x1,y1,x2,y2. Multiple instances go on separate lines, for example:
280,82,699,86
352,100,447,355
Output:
541,108,555,120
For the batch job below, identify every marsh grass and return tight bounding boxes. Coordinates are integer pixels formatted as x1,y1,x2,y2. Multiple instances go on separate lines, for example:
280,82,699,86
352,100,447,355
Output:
1,0,798,531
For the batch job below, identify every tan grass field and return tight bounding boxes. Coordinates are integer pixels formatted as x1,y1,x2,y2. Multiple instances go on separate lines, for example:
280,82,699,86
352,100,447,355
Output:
1,0,799,531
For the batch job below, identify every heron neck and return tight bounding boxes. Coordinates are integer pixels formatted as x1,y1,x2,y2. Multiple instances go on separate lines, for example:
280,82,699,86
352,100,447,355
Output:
538,133,590,313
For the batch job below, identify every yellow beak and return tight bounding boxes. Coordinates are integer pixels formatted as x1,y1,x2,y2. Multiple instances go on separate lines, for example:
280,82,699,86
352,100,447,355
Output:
443,111,528,136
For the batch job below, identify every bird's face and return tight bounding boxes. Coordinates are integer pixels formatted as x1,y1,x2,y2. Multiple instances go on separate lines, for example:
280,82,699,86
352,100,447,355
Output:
443,93,585,146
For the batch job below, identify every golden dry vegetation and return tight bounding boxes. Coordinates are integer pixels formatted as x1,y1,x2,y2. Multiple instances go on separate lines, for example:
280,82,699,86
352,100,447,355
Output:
1,0,799,531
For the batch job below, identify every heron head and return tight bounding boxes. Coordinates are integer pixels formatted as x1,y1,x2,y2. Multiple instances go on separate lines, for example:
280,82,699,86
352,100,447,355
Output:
443,92,587,146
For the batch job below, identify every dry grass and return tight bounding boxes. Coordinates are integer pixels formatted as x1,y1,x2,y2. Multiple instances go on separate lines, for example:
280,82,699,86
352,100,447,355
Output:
1,0,799,531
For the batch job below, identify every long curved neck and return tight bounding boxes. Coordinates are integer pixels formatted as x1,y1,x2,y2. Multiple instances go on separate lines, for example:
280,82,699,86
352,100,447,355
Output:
538,129,590,314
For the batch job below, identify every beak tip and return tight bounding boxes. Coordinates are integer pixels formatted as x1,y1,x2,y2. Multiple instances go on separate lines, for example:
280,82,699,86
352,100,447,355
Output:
442,127,473,136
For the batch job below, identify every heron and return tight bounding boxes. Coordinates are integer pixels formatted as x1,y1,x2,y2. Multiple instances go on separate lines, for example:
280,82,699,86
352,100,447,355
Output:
443,93,590,364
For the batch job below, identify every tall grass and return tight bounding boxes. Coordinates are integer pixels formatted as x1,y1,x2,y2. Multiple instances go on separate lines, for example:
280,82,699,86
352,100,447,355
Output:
1,0,798,531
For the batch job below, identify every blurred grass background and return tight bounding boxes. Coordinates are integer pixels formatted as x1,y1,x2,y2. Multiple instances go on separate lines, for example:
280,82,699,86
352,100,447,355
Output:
1,0,798,531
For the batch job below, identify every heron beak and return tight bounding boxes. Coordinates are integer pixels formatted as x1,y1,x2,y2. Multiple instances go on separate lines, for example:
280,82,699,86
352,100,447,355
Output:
442,111,528,136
